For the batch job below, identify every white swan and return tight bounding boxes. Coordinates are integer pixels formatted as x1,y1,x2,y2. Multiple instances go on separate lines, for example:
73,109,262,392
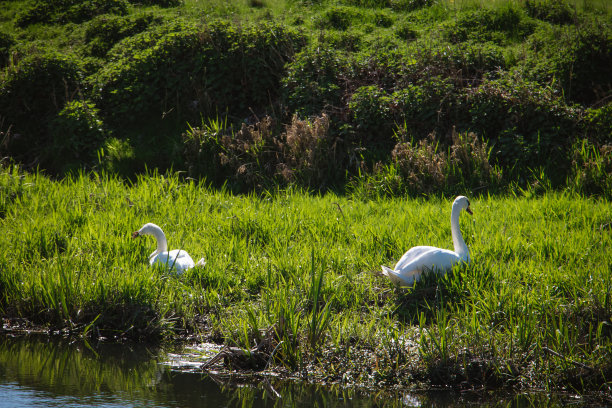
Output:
382,196,473,287
132,223,205,274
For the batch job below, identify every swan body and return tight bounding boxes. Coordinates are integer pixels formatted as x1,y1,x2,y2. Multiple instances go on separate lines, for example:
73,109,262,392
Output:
132,223,205,274
382,196,472,287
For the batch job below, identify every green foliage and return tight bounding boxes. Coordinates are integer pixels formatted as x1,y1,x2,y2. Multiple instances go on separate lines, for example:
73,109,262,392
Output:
16,0,129,27
0,52,84,160
282,47,349,117
568,139,612,198
183,113,338,191
84,13,165,57
394,0,435,12
524,0,577,24
48,100,107,173
92,20,304,127
390,78,456,137
394,23,418,41
128,0,181,7
314,6,359,30
520,17,612,105
441,5,535,45
584,102,612,143
0,31,15,68
348,85,393,145
464,75,579,174
349,130,502,197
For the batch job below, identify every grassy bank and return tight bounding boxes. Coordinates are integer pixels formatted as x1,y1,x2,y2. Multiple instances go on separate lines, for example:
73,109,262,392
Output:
1,166,610,394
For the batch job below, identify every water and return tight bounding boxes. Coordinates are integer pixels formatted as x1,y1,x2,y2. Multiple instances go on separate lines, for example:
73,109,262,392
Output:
0,334,599,407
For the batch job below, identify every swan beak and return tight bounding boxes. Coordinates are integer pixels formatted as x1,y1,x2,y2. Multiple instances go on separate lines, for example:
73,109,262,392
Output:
131,230,140,239
466,206,473,215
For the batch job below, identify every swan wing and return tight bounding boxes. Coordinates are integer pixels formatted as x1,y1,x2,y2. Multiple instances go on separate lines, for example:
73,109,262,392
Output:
152,250,195,274
397,248,462,275
394,246,439,271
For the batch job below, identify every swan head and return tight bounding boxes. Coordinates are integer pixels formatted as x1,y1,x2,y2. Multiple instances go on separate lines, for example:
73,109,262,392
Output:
453,196,473,215
131,223,164,239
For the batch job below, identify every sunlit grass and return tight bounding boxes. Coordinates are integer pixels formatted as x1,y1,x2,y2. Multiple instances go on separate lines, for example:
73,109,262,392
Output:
0,165,610,391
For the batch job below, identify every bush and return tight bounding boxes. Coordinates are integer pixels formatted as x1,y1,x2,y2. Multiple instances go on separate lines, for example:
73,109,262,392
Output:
127,0,181,7
390,0,434,12
568,139,612,198
520,18,612,105
390,81,452,138
314,7,359,31
409,41,507,85
0,32,15,68
583,102,612,144
0,53,84,162
84,13,165,57
16,0,129,27
464,75,579,174
395,23,418,41
183,114,337,190
92,21,304,128
348,85,393,146
183,116,278,190
524,0,576,25
349,130,502,197
278,114,336,187
48,100,107,173
441,5,534,45
282,47,349,117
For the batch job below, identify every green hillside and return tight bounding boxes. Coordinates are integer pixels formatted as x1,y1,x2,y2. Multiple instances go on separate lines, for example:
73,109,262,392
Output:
0,0,610,196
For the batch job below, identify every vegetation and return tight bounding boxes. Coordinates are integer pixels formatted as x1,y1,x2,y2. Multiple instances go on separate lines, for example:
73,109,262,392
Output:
1,166,611,395
0,0,610,196
0,0,611,397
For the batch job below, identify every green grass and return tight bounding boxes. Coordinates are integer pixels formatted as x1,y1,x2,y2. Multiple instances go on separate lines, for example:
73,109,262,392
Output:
1,165,610,393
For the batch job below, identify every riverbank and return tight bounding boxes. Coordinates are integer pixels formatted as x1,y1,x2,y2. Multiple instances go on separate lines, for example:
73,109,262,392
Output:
1,167,610,395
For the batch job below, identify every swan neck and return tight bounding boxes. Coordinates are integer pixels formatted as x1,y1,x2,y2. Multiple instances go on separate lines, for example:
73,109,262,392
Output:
146,226,168,253
155,232,168,254
451,206,469,258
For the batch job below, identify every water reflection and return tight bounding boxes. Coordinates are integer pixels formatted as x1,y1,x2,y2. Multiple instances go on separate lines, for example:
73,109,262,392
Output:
0,335,600,407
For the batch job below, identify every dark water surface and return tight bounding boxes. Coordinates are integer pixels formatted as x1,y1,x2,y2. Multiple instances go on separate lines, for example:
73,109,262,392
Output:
0,334,600,407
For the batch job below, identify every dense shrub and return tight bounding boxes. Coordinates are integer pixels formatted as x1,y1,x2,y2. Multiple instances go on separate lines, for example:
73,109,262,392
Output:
16,0,129,27
321,31,362,52
395,23,418,41
184,114,337,190
127,0,181,7
183,116,279,190
524,0,576,25
92,21,305,128
390,0,434,12
390,78,456,138
314,7,359,30
583,102,612,143
282,47,350,117
48,100,107,173
441,5,535,45
84,13,165,57
463,75,579,174
568,139,612,198
0,32,15,68
0,53,84,161
348,85,394,146
520,18,612,105
411,41,507,84
349,130,502,197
